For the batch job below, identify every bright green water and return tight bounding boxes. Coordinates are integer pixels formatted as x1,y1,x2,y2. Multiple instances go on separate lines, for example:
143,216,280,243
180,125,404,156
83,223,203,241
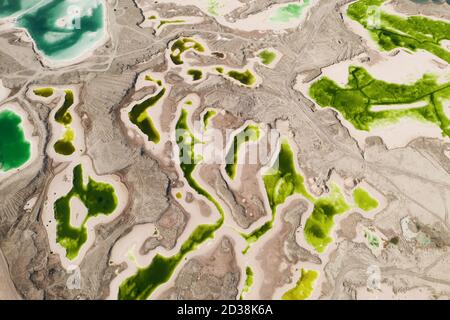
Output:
309,66,450,137
282,269,318,300
348,0,450,63
129,88,166,144
225,125,260,180
118,108,225,300
353,187,379,212
226,70,256,86
258,49,277,66
239,267,254,300
203,110,217,129
242,140,313,251
54,164,118,260
54,90,76,155
0,110,31,172
271,1,311,23
170,38,205,65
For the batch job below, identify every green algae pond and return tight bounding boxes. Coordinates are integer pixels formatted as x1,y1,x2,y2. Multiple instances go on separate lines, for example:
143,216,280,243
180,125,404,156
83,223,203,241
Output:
128,87,166,144
54,164,118,260
54,90,76,155
304,184,351,253
242,138,379,253
118,108,225,300
258,49,277,66
309,66,450,137
187,69,203,81
203,109,217,129
145,75,163,87
0,109,31,172
148,14,186,31
33,87,54,98
170,38,205,65
353,187,379,212
239,266,254,300
348,0,450,63
225,125,260,180
282,269,318,300
12,0,106,63
242,140,313,250
226,69,257,86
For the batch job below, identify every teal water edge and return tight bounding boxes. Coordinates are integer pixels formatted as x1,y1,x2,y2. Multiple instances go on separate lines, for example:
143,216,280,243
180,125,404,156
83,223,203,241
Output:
1,0,106,62
0,0,42,18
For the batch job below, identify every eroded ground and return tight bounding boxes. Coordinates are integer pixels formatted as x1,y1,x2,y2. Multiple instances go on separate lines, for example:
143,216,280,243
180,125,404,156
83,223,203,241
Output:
0,0,450,300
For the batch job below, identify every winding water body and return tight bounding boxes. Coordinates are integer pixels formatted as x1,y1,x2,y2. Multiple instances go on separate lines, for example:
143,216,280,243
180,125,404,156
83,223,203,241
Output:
0,0,107,64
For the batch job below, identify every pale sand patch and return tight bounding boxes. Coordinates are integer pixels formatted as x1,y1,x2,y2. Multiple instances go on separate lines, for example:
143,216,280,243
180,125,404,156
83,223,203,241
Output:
345,115,448,150
69,196,88,229
442,40,450,51
444,100,450,119
42,155,129,269
110,223,159,267
23,195,38,213
0,80,10,102
0,103,39,182
370,100,429,112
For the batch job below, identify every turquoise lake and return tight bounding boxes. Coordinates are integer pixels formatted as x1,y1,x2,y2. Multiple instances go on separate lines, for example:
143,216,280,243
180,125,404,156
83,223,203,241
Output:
0,110,31,172
0,0,106,62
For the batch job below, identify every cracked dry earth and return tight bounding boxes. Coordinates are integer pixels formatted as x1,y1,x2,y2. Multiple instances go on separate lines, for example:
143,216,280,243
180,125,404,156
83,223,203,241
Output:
1,0,450,300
